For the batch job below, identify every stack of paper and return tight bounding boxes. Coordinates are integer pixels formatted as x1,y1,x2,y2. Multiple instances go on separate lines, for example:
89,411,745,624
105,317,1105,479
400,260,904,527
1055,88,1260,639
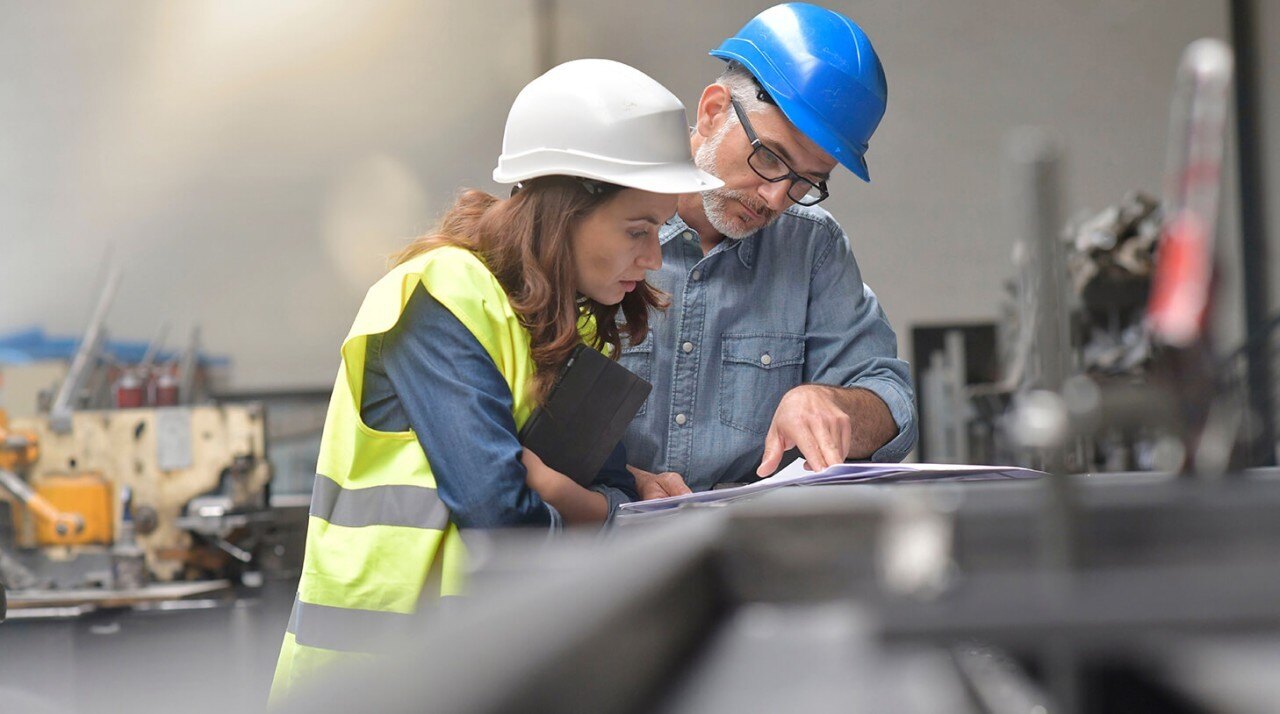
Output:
618,460,1045,514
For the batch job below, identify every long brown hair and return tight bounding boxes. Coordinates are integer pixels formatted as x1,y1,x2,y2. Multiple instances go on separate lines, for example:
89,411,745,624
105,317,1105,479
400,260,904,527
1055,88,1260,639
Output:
390,176,667,404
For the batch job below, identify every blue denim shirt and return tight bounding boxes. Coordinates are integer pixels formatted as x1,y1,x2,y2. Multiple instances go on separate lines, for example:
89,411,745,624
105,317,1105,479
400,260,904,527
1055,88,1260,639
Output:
620,204,917,491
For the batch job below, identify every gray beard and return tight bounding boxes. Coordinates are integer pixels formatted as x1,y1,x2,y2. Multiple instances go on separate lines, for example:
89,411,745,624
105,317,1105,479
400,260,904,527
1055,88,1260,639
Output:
694,123,777,240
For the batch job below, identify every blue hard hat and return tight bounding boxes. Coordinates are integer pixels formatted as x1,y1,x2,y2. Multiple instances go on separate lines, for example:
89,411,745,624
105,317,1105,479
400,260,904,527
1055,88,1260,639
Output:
710,3,887,182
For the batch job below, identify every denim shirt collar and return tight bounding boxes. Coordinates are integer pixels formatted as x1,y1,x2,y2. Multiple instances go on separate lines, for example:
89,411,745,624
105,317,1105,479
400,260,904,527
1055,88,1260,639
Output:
661,214,758,269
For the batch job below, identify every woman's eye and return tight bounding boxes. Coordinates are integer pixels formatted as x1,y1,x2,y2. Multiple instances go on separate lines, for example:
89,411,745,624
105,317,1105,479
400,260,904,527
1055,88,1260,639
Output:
629,229,649,239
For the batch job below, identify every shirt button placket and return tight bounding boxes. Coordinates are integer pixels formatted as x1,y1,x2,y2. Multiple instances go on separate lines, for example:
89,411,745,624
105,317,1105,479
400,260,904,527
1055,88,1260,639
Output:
669,248,708,479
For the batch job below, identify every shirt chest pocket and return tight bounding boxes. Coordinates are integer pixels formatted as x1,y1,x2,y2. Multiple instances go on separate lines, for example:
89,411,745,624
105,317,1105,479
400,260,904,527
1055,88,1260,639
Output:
718,333,805,434
618,336,654,417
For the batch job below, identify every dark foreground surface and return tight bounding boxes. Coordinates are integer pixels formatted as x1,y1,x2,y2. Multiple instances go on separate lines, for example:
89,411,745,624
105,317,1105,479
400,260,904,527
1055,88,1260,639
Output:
0,578,298,714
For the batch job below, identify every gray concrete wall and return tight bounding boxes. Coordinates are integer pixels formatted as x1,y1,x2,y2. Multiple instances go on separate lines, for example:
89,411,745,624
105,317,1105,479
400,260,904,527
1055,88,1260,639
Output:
0,1,1270,391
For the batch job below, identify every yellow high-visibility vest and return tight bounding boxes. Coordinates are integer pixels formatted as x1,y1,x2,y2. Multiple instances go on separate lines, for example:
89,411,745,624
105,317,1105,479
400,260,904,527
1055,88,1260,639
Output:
270,246,541,701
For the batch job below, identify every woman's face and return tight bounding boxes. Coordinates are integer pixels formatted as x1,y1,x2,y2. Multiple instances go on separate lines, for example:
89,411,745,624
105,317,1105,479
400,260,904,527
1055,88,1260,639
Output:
570,188,676,305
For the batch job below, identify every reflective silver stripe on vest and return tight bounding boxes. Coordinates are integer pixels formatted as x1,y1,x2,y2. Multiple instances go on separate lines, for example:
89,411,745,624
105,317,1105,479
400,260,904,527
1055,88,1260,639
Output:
286,597,416,653
310,473,450,530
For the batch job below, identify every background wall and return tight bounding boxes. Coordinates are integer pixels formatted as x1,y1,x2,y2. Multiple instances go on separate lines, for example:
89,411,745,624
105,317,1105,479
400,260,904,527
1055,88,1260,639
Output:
0,1,1273,391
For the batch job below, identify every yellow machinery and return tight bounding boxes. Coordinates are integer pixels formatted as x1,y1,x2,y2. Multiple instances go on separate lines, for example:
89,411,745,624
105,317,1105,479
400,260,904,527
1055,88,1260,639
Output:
0,269,274,613
0,410,91,544
0,402,271,610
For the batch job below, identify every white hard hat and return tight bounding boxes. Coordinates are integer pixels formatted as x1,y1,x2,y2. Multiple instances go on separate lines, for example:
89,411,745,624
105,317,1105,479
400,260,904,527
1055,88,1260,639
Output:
493,59,723,194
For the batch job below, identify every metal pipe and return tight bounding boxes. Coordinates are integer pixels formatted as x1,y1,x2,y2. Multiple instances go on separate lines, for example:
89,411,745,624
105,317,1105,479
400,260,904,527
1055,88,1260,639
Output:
139,321,170,373
1229,0,1277,467
1008,127,1082,714
1008,128,1076,553
49,265,121,432
178,325,201,405
1149,38,1232,350
1147,39,1242,474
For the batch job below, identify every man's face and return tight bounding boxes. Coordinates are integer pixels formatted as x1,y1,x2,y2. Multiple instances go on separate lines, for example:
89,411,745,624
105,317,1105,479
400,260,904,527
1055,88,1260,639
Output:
692,90,837,239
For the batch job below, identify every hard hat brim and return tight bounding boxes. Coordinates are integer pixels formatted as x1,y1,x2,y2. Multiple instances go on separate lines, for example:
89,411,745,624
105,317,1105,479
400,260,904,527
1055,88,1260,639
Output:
494,152,724,194
779,98,873,182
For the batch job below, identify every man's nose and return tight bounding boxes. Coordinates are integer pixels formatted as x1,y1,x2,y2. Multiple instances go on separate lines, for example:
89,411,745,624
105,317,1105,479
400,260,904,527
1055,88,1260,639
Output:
758,180,792,212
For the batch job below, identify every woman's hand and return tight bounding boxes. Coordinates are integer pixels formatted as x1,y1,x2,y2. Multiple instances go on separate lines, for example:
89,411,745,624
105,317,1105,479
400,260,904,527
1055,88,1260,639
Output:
521,448,572,502
626,465,692,500
521,449,608,524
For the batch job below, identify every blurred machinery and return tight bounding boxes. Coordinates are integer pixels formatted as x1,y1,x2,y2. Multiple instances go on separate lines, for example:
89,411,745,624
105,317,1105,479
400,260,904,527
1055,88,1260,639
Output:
920,34,1276,475
920,191,1169,468
1066,191,1161,376
0,269,272,618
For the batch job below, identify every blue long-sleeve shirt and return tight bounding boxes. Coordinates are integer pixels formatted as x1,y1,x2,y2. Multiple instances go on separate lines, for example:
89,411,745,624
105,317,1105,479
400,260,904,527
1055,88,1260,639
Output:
360,284,637,529
621,205,918,490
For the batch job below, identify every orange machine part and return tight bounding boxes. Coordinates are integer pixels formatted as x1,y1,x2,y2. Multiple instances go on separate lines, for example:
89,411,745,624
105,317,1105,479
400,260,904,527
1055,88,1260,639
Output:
0,408,40,471
0,428,40,471
33,473,115,546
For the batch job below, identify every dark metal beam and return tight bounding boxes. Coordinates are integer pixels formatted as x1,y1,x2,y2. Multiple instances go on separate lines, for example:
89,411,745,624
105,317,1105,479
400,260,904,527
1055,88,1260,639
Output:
1229,0,1277,466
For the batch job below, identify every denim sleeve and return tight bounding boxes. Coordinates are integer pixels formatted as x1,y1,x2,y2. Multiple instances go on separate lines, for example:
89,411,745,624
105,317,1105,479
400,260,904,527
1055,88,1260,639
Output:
589,441,638,523
803,222,919,462
376,284,555,529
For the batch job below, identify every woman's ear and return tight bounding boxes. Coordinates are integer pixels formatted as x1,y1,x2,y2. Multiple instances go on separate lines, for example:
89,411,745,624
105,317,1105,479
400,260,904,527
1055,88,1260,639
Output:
695,84,733,139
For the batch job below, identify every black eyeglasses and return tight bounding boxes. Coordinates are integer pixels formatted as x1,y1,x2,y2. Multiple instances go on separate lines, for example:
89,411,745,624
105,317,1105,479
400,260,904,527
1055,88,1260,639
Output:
730,98,829,207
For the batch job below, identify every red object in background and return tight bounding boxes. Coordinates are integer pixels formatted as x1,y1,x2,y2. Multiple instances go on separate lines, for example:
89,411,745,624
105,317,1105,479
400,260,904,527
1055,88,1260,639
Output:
1147,211,1211,347
114,371,145,409
154,372,179,407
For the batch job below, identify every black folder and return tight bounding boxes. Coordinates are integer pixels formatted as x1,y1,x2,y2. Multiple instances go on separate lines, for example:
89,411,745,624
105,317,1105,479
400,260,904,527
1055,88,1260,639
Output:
518,343,651,486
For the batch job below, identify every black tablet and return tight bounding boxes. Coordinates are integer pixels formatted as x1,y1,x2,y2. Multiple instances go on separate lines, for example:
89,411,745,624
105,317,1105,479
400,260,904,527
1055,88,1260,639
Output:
518,344,651,486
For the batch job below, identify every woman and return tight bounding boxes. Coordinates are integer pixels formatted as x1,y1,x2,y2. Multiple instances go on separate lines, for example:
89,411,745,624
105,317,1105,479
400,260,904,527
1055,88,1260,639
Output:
271,59,721,698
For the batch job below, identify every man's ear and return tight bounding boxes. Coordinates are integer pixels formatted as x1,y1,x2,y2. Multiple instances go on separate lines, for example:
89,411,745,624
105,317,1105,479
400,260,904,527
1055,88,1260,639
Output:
695,83,733,139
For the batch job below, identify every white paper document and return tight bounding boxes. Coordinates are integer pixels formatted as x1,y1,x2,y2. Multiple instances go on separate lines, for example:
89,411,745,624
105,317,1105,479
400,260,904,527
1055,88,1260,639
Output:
618,460,1045,514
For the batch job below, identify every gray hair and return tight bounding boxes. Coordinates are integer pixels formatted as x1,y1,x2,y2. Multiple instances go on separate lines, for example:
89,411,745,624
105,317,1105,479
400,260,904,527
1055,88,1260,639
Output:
715,61,773,123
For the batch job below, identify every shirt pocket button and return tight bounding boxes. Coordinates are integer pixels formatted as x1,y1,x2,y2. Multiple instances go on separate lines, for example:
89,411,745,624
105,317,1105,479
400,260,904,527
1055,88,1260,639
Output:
719,334,805,435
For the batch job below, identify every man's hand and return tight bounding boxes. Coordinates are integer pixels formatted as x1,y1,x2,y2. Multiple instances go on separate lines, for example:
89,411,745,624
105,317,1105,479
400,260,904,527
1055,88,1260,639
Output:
756,385,897,477
626,465,692,500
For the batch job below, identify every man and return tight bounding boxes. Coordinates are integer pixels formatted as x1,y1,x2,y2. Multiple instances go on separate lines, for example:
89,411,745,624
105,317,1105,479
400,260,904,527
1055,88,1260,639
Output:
622,3,917,497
